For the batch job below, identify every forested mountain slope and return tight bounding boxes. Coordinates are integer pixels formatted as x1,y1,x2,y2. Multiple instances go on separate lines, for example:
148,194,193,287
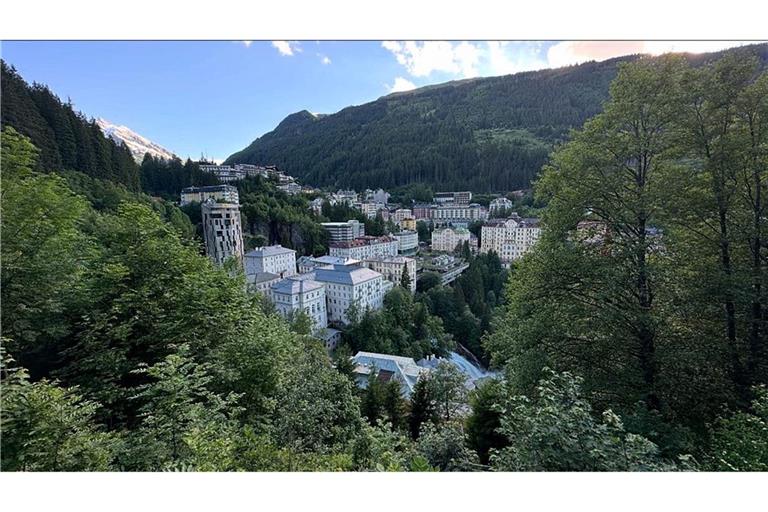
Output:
1,61,140,191
225,44,768,192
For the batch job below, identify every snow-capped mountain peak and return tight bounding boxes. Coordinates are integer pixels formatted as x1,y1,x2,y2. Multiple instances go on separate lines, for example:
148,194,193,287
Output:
96,118,177,162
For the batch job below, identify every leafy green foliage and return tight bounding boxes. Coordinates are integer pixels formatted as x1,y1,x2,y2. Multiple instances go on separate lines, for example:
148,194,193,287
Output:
707,386,768,471
343,287,454,360
1,348,119,471
491,369,672,471
1,61,140,190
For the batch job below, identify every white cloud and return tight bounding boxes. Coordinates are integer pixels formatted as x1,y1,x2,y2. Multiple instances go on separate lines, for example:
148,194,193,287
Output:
487,41,548,75
319,54,331,65
547,41,757,68
241,40,253,48
271,41,301,56
387,77,417,93
381,41,481,78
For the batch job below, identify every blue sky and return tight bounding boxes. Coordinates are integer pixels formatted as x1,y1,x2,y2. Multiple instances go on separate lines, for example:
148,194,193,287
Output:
0,40,751,162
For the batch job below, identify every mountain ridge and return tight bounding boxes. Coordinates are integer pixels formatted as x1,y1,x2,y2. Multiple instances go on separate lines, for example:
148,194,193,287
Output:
226,44,768,193
96,118,177,163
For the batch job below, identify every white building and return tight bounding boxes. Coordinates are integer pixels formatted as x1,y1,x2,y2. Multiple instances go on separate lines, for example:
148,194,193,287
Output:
372,189,390,204
321,220,365,242
180,185,239,206
277,182,302,195
489,197,514,215
392,208,413,223
297,255,361,273
363,255,417,293
352,352,430,398
431,203,488,226
359,202,385,219
270,276,328,331
392,230,419,255
247,272,281,295
431,226,471,253
481,216,542,263
314,264,385,324
329,235,399,260
333,189,358,204
434,191,472,205
202,200,244,267
244,245,297,278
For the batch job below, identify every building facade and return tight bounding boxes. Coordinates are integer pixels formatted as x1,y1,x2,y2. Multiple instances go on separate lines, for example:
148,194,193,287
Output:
270,277,328,331
392,208,413,223
201,200,244,266
244,245,297,278
431,203,488,225
321,220,365,242
481,216,542,263
393,230,419,254
314,264,385,324
329,236,398,260
180,185,239,206
363,256,417,293
431,226,471,253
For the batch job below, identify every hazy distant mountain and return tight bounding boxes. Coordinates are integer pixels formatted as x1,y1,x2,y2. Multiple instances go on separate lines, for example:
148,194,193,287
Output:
96,118,177,162
226,43,768,193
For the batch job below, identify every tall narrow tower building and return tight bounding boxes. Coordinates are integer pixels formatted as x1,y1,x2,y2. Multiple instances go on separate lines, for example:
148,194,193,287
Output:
202,200,244,266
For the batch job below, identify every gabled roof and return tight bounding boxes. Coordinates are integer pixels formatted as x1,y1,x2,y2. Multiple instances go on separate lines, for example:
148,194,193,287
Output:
314,265,382,285
270,276,323,295
245,244,296,258
352,351,430,397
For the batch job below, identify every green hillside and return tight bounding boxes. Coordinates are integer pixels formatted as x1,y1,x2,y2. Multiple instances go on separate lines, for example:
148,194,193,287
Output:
225,43,768,192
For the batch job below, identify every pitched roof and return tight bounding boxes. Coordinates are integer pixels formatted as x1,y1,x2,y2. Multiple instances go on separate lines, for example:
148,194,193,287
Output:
314,265,382,285
245,245,296,258
270,276,323,295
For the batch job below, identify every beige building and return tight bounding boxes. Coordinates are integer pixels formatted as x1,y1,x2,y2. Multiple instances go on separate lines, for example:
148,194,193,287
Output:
481,216,541,263
363,255,417,293
431,226,471,253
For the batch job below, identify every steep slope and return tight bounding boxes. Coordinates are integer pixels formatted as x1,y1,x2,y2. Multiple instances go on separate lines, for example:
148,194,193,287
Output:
226,43,768,193
1,61,141,191
96,118,177,162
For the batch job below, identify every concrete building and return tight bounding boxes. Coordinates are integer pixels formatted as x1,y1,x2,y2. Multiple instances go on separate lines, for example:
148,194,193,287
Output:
180,185,239,206
352,352,430,398
431,203,488,226
244,245,297,278
434,191,472,205
393,230,419,255
314,264,385,324
270,276,328,331
329,235,399,260
431,226,471,253
277,182,302,195
202,200,244,267
481,216,542,263
321,220,365,242
363,255,417,293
